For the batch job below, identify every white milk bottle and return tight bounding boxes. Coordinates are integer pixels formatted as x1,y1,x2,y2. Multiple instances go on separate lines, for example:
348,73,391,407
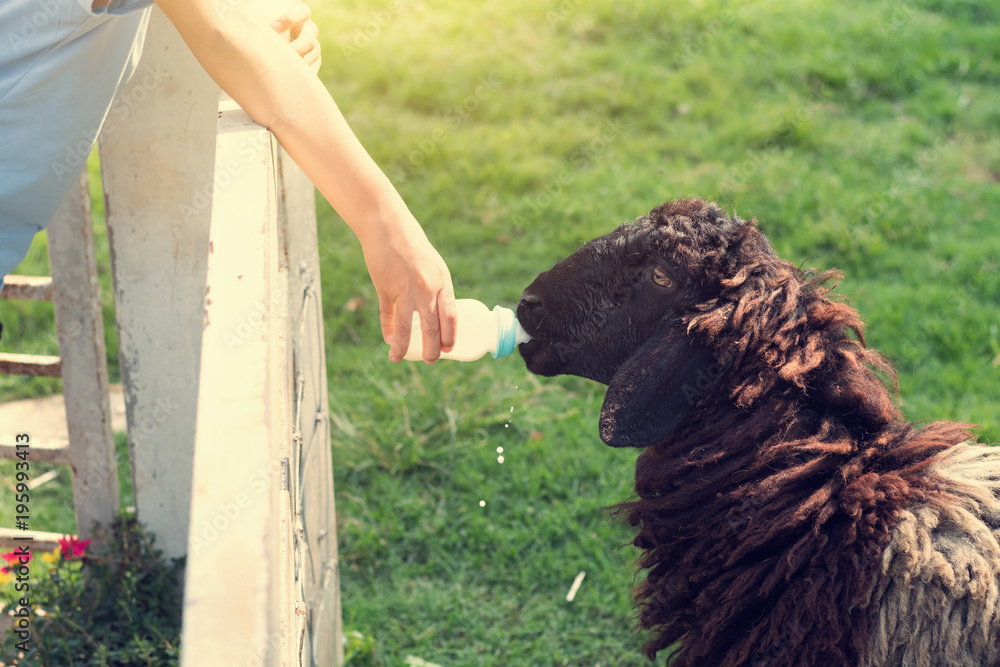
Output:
401,299,531,361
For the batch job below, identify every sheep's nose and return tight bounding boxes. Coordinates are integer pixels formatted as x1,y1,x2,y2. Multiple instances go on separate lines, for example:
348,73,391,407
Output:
517,290,544,331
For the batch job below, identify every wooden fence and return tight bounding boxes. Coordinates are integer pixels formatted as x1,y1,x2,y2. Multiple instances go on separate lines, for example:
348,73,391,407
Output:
0,8,342,665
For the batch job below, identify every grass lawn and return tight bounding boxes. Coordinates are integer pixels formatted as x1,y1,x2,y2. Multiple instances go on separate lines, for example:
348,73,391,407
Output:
2,0,998,665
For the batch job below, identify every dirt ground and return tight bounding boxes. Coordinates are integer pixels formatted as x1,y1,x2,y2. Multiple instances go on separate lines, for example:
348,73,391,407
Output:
0,385,127,447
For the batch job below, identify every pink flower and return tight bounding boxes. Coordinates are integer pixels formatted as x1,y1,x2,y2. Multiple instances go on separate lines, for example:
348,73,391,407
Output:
1,549,32,573
58,536,91,559
0,551,30,565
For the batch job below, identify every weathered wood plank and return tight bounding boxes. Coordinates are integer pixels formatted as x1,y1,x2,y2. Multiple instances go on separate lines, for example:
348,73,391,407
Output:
0,528,66,553
98,6,219,561
0,275,54,301
0,437,70,465
0,353,62,377
47,171,120,546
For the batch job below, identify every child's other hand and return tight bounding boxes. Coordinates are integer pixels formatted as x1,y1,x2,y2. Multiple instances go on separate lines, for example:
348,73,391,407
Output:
271,3,321,74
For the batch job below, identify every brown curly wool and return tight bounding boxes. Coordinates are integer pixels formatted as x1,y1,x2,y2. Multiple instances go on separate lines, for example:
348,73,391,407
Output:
519,199,1000,666
616,201,999,666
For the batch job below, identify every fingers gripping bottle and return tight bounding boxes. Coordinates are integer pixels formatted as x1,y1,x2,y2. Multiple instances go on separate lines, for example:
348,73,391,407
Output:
401,299,532,362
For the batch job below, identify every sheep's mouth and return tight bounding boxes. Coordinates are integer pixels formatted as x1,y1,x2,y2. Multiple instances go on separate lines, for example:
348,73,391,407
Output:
518,337,569,377
516,299,574,376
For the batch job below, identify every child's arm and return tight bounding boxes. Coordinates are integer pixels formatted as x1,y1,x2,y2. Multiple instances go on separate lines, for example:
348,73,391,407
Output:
154,0,457,363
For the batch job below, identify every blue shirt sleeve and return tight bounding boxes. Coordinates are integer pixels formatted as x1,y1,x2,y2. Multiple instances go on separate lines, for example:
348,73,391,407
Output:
0,0,152,287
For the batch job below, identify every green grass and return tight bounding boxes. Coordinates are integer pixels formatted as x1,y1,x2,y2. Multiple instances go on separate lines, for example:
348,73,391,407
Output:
0,432,134,532
3,0,999,664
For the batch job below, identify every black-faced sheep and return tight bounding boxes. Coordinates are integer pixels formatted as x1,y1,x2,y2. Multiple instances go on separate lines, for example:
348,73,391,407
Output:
517,198,1000,667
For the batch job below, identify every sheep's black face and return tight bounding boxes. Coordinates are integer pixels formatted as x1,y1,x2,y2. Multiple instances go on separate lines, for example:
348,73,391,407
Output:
518,219,698,384
517,199,737,447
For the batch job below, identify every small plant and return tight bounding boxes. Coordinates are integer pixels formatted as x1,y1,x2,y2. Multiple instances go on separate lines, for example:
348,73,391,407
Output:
343,629,377,665
0,514,183,666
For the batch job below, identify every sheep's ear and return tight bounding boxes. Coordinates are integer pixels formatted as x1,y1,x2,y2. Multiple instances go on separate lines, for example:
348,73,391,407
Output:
599,326,718,448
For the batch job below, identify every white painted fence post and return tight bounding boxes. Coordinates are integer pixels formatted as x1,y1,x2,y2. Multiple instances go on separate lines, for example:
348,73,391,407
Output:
99,7,219,560
181,96,291,665
182,93,343,666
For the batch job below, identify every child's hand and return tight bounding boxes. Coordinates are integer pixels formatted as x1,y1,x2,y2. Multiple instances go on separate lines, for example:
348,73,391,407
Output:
361,223,457,364
271,3,321,74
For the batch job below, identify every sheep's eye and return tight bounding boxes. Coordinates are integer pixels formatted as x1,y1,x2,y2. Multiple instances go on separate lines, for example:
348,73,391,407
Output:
652,267,672,287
